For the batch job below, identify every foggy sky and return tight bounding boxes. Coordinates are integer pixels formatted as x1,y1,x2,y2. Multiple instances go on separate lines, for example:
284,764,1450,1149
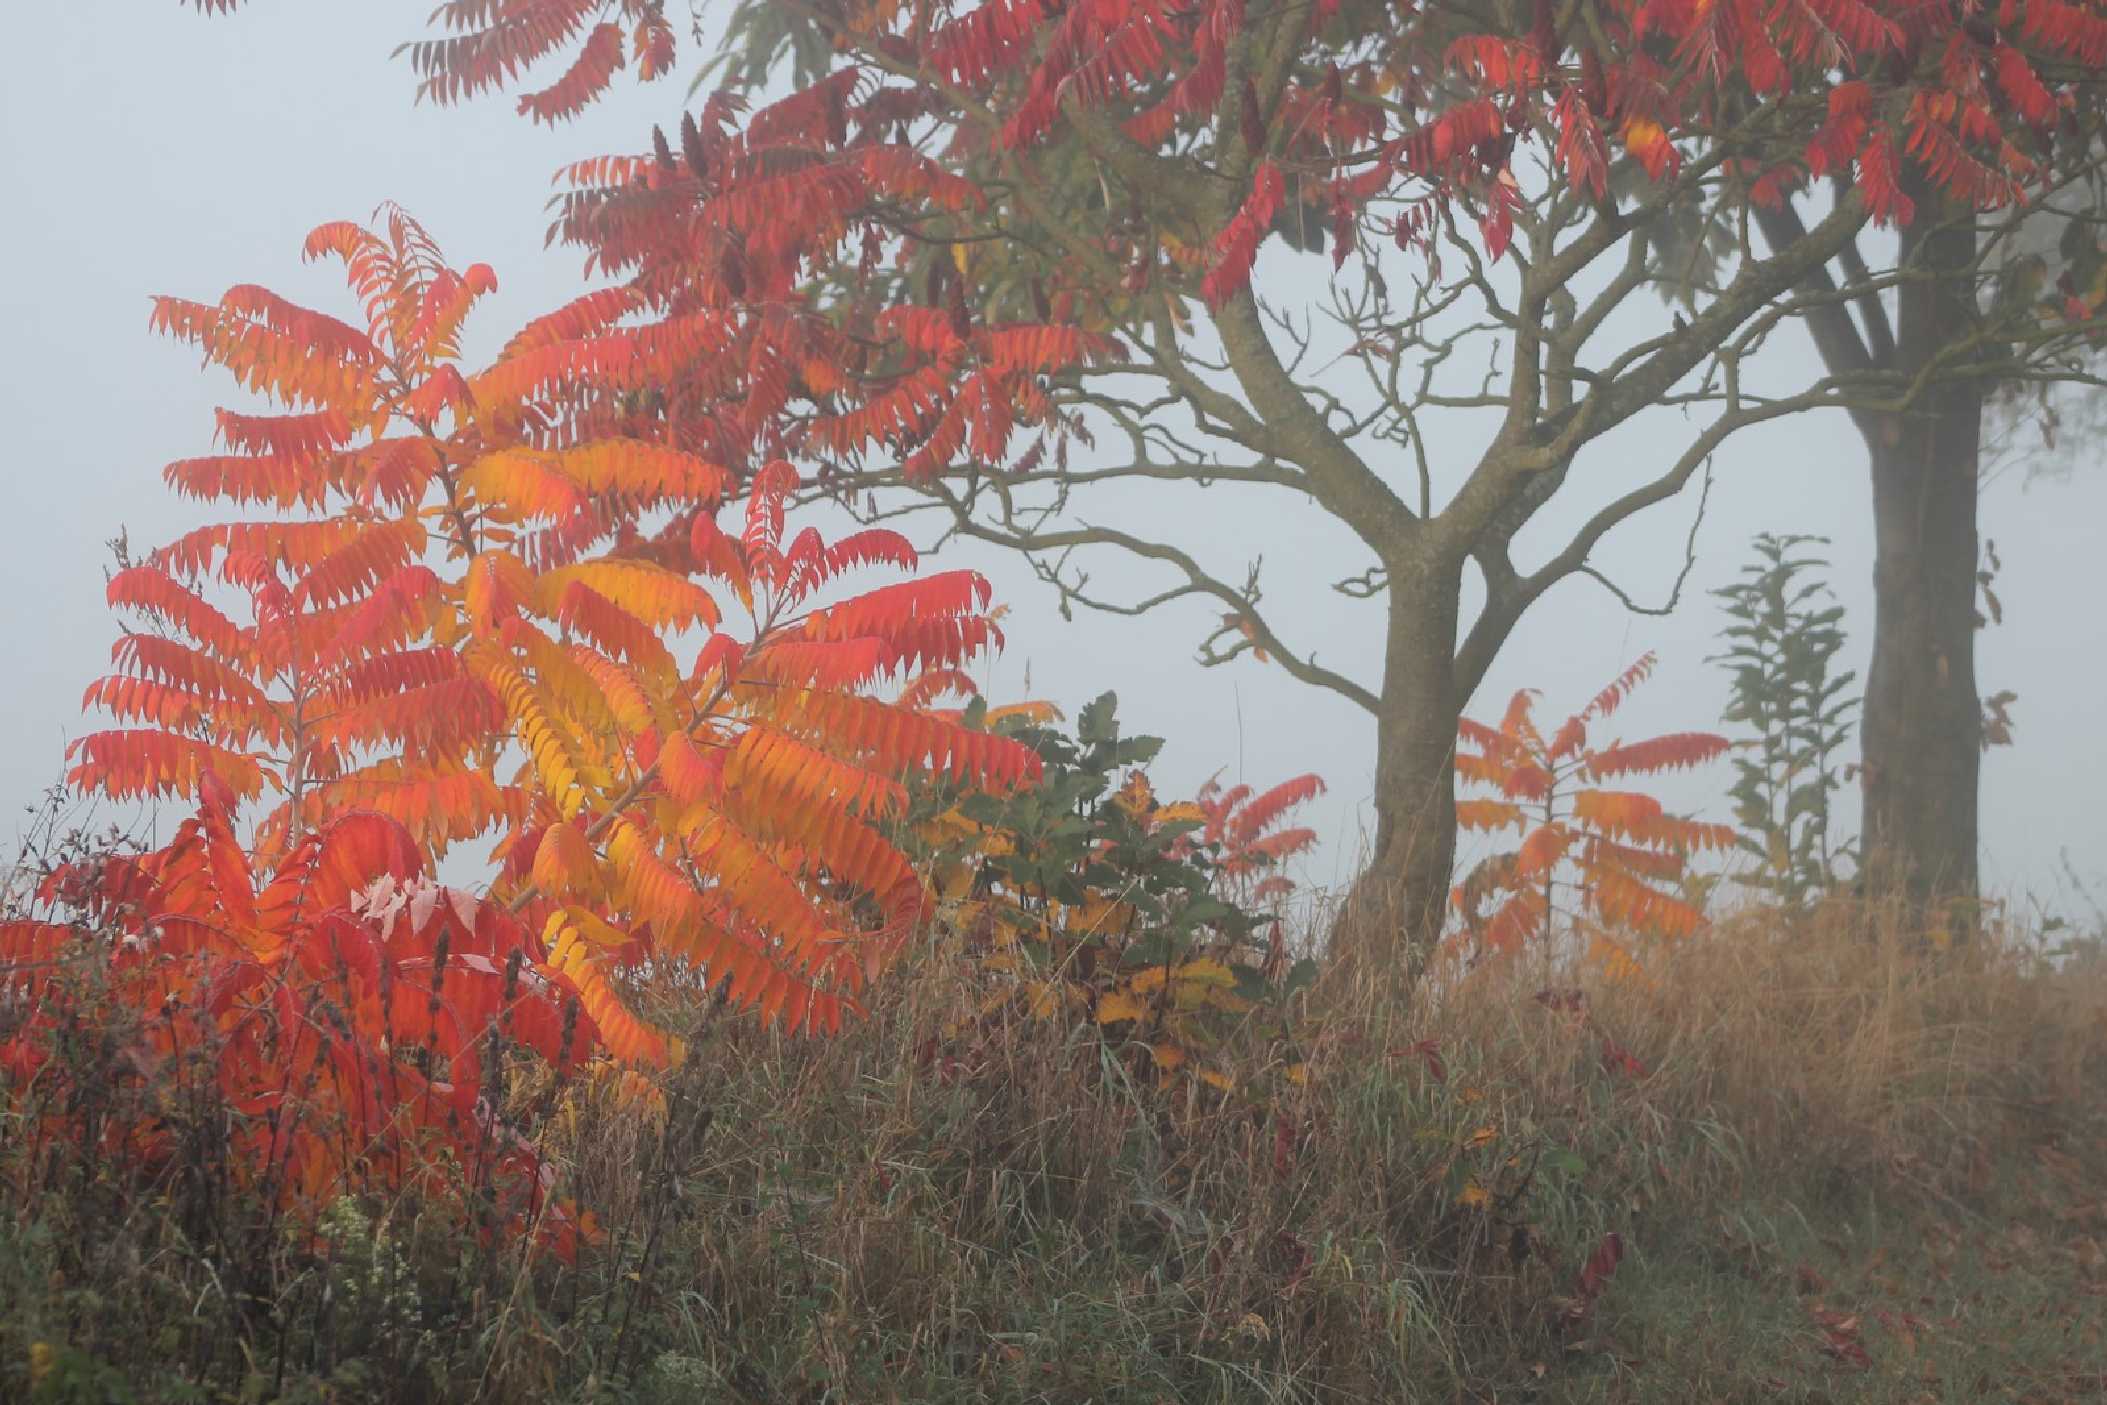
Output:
4,8,2102,919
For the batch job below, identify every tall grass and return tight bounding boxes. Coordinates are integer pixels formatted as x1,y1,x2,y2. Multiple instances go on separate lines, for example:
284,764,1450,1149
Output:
5,883,2103,1402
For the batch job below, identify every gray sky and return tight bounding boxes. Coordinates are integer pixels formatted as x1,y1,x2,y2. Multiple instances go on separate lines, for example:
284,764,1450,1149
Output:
4,8,2103,918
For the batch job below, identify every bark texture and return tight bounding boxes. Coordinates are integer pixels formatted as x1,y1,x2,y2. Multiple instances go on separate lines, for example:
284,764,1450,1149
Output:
1758,188,1985,910
1859,197,1984,907
1346,560,1462,976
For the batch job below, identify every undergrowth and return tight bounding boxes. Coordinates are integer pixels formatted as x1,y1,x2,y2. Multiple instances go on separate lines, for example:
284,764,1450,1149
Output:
5,887,2102,1403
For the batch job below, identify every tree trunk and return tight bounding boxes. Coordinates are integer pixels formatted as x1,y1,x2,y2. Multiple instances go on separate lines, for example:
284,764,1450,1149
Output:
1859,198,1983,910
1343,559,1462,979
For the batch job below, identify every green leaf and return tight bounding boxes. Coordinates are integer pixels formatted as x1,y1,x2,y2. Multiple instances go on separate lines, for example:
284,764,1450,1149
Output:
1172,897,1237,933
1113,736,1164,767
1234,964,1273,1003
1077,691,1119,746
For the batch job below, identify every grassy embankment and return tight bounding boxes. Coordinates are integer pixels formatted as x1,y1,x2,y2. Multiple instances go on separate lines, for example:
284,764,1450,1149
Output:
4,899,2103,1403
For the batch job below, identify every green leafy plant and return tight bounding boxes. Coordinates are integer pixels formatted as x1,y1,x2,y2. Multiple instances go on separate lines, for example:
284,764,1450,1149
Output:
1710,534,1861,903
914,693,1322,1089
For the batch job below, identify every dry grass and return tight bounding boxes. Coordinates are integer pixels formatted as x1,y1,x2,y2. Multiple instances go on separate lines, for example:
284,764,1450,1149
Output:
1416,898,2107,1187
1383,899,2107,1401
548,897,2106,1401
6,895,2104,1402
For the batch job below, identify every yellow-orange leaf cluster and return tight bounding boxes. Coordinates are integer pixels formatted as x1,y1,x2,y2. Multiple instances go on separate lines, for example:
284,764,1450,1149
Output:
68,211,1042,1047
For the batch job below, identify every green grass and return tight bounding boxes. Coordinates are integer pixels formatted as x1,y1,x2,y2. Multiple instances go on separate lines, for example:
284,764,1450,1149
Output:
1549,1140,2105,1402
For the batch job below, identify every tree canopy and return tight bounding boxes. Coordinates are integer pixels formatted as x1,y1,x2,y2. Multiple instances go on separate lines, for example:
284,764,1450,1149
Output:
189,0,2107,952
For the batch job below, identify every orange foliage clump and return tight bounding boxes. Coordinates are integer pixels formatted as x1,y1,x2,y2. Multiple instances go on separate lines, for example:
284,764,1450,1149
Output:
4,208,1047,1240
1451,654,1734,974
2,780,602,1250
66,209,1039,1046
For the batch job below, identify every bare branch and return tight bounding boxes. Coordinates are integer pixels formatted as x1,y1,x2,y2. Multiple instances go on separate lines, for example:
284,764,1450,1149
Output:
906,479,1382,713
1456,383,1838,699
1753,196,1880,439
1210,291,1419,548
1575,460,1714,617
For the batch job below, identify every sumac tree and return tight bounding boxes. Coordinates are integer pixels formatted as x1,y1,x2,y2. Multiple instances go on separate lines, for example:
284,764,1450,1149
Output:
66,210,1041,1043
1451,654,1734,974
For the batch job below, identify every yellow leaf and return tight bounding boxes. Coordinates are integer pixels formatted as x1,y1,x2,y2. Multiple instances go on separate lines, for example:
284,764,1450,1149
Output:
934,861,976,901
1172,958,1237,989
1096,989,1150,1025
918,808,981,847
1149,1041,1188,1070
1026,980,1075,1020
1196,1067,1235,1091
1152,801,1207,828
1587,933,1652,986
1456,798,1525,831
1285,1062,1308,1085
1465,1124,1498,1150
29,1343,56,1387
1457,1181,1493,1210
1071,895,1134,935
556,905,633,949
1112,770,1156,818
1133,958,1238,995
986,700,1061,725
1622,118,1665,153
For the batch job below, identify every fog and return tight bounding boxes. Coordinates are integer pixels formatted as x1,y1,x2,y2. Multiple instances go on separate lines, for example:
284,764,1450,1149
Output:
4,8,2102,919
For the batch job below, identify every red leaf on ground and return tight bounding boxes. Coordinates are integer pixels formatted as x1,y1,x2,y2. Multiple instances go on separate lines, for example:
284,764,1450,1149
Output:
1577,1231,1625,1304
